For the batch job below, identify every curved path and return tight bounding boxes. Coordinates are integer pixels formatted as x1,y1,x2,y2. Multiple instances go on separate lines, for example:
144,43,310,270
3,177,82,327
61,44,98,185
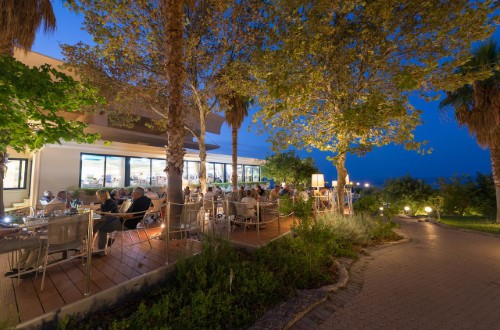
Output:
293,217,500,329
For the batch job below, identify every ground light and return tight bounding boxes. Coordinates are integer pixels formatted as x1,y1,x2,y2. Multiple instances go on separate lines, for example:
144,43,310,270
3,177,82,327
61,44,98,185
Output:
404,206,410,214
364,183,370,187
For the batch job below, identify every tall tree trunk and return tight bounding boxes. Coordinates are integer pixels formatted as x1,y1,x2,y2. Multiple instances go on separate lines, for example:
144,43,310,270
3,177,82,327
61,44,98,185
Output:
334,153,347,215
164,0,185,207
199,110,207,194
231,126,238,192
491,148,500,223
0,42,14,217
0,152,6,216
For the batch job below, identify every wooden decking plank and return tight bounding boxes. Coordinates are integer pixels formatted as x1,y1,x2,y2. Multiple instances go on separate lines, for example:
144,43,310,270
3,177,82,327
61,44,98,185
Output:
31,270,66,314
14,279,44,323
42,264,84,305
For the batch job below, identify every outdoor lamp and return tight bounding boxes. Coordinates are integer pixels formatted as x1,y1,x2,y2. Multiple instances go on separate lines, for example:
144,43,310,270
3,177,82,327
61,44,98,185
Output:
379,206,384,211
356,182,360,186
332,180,338,187
404,206,410,212
345,174,350,185
311,174,324,190
424,206,432,213
364,183,370,187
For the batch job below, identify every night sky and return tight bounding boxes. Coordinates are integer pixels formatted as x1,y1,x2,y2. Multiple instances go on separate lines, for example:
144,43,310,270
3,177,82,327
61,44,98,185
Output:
32,2,497,187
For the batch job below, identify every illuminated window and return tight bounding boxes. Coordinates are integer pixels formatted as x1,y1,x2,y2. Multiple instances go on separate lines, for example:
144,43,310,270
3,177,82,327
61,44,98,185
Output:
4,159,28,189
130,158,151,186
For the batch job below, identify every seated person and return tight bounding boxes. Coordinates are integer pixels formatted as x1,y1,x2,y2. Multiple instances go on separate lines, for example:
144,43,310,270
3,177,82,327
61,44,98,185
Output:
145,187,159,200
110,189,118,201
279,184,291,197
238,186,245,201
94,187,151,255
48,190,72,208
183,186,191,200
241,190,257,217
257,185,266,197
40,190,54,203
215,186,224,198
269,186,280,202
93,189,120,254
204,187,216,200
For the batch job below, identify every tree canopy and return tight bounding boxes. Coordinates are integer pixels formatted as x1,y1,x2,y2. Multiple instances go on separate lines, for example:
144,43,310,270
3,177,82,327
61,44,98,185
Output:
261,151,319,187
0,54,101,154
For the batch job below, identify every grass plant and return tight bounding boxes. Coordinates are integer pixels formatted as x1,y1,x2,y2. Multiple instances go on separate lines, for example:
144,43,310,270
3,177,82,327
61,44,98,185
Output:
439,216,500,235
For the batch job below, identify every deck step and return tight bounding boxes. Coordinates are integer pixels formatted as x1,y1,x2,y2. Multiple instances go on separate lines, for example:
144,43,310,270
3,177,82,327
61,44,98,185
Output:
12,202,28,208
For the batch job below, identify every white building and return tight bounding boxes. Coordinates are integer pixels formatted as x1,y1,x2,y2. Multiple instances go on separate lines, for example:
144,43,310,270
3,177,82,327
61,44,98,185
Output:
3,50,263,209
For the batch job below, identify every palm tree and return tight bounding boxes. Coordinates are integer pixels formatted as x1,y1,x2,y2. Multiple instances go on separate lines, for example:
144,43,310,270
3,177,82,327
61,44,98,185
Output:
225,94,249,192
439,39,500,222
0,0,56,216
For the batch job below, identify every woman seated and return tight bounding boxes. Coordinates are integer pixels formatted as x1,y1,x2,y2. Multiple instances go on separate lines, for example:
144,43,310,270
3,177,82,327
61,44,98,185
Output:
93,189,120,255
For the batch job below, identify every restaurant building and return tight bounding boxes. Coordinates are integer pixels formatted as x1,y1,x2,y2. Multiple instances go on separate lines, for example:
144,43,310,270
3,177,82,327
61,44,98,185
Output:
4,50,263,209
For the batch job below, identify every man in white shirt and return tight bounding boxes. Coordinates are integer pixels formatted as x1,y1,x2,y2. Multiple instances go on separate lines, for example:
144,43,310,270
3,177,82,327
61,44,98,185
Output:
241,190,257,217
204,187,216,200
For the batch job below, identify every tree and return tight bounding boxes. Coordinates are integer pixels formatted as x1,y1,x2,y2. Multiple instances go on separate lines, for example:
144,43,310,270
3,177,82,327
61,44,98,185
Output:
439,40,500,222
261,151,319,187
64,0,188,208
382,175,434,215
0,0,100,216
224,94,250,191
253,0,496,211
0,55,100,215
182,1,256,193
0,0,56,54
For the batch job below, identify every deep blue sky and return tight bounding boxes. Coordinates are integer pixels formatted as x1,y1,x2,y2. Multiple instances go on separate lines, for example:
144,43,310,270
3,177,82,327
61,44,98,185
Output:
32,3,497,186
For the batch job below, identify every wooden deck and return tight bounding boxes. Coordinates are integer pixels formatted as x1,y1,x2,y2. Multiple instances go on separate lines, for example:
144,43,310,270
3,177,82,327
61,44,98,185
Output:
0,216,294,326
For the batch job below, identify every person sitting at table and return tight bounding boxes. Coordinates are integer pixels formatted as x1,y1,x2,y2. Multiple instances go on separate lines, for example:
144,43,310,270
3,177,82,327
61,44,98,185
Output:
40,190,54,203
145,187,159,200
269,186,280,202
93,189,120,254
241,190,257,217
238,186,245,201
257,185,266,197
204,186,216,200
215,186,224,198
183,186,191,202
93,187,152,256
110,189,118,201
48,190,72,208
279,184,292,197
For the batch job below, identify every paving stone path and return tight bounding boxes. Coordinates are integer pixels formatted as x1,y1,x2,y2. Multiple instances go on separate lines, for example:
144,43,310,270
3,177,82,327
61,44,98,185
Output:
293,217,500,329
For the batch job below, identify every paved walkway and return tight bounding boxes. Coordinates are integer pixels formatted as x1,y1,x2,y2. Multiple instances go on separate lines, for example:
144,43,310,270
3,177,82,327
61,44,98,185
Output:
293,217,500,329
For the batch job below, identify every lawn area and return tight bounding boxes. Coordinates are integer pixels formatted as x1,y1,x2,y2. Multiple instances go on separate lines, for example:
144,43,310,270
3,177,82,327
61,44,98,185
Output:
439,216,500,235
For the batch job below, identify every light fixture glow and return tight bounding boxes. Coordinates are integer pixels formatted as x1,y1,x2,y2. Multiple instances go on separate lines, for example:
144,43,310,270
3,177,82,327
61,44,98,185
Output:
364,183,370,187
424,206,432,213
379,207,384,211
404,206,410,212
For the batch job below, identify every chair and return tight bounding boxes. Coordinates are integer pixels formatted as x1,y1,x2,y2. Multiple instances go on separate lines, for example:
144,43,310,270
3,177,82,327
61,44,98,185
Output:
234,202,257,235
165,201,202,264
149,199,164,223
40,213,90,290
119,200,132,213
106,210,154,257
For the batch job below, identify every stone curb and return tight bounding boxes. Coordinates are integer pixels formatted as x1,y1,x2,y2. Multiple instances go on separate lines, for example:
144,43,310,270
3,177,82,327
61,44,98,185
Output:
248,259,350,330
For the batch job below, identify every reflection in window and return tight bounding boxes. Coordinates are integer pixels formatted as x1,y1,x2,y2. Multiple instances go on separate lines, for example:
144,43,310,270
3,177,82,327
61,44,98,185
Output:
237,165,243,182
225,164,233,183
130,158,151,186
4,159,28,189
105,156,125,187
206,162,215,183
182,161,188,181
187,161,200,184
81,155,105,188
152,159,167,186
253,166,260,182
214,164,224,183
245,165,253,182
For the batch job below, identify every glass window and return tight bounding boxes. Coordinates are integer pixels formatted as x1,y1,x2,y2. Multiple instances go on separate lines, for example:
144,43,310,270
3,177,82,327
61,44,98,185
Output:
4,159,28,189
245,165,253,182
81,154,105,188
253,166,260,182
182,161,188,182
206,162,215,183
105,156,125,188
214,164,224,183
130,158,151,186
187,161,200,184
152,159,167,187
225,164,233,183
237,165,243,182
